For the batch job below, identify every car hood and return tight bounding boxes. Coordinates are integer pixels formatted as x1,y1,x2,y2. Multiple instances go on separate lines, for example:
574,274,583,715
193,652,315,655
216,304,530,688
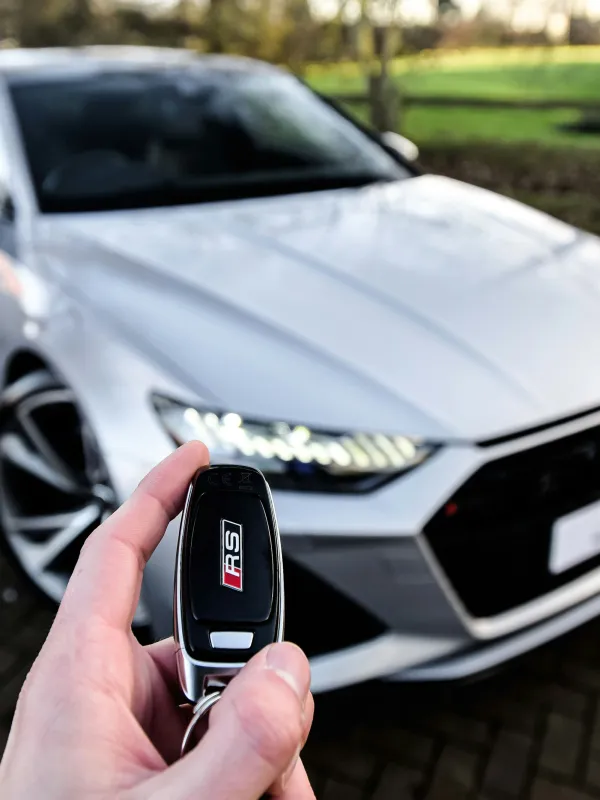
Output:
41,175,600,441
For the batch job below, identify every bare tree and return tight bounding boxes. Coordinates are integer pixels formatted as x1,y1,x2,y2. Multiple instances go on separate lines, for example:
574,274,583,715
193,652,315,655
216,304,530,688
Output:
547,0,590,42
354,0,404,131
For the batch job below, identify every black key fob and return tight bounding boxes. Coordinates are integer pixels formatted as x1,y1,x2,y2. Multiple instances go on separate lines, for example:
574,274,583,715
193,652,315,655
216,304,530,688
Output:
174,465,284,703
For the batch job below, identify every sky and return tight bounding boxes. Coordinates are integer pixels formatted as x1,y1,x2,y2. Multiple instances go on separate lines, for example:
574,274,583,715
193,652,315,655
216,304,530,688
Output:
401,0,600,25
138,0,600,27
305,0,600,28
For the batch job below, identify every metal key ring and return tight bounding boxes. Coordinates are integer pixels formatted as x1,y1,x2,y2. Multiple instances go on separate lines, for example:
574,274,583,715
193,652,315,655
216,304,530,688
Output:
181,691,222,757
181,689,273,798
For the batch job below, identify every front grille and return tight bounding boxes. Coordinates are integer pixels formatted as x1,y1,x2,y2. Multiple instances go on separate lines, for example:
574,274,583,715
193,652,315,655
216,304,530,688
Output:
424,423,600,619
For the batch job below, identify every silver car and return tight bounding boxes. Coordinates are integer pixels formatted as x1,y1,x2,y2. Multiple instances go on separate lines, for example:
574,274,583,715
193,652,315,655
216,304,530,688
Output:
3,46,600,692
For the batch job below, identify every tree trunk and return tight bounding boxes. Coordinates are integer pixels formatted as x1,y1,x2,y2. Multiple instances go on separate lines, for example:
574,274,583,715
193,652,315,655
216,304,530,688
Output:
368,26,399,132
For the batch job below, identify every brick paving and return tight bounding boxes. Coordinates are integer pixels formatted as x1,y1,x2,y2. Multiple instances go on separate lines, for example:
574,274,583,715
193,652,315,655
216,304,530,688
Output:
3,549,600,799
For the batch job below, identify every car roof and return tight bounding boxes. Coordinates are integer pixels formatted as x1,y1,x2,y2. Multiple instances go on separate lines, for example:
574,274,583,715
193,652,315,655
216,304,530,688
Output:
0,46,280,79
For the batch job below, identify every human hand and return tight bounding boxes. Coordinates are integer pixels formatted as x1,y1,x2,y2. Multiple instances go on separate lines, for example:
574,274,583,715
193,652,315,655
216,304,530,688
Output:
0,442,315,799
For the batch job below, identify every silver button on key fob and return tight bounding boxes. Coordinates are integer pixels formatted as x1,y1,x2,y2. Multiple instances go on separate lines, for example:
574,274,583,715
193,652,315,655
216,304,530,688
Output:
174,465,285,752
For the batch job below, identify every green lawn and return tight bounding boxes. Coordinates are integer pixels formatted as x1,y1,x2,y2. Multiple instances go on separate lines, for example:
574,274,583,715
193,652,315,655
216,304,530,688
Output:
339,98,600,148
404,106,600,148
310,60,600,100
307,48,600,147
401,61,600,100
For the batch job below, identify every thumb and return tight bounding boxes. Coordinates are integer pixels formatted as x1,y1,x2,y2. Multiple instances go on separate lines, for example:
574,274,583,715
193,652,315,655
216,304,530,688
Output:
134,643,313,800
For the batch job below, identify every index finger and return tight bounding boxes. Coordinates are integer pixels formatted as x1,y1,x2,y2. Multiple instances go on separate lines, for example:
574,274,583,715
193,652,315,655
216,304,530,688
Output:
58,441,209,630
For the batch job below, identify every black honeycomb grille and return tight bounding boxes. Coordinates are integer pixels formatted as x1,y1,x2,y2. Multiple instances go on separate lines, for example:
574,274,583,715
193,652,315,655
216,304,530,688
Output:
424,424,600,618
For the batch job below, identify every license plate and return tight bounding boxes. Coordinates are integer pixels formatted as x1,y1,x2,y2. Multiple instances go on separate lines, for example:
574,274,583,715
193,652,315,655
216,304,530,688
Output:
549,501,600,575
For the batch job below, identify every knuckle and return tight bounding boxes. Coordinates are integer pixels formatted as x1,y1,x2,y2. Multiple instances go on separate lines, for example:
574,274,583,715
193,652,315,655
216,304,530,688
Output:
232,674,303,770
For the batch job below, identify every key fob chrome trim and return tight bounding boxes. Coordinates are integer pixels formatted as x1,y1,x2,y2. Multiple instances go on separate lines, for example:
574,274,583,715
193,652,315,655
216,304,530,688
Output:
174,465,285,703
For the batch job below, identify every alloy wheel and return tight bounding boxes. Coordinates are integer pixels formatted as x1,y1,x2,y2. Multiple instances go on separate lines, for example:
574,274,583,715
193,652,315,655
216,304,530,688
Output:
0,369,146,624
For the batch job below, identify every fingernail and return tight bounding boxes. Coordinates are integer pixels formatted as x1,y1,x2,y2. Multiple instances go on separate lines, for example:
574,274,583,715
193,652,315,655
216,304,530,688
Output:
265,642,308,701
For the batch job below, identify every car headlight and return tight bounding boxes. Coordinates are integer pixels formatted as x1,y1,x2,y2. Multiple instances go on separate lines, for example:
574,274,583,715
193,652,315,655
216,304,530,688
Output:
153,395,436,492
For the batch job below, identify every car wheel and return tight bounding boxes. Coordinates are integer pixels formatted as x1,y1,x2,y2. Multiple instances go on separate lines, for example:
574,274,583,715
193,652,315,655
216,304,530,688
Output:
0,368,148,627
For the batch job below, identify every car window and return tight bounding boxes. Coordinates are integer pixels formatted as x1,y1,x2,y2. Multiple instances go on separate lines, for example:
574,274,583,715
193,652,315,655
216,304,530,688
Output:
8,67,407,213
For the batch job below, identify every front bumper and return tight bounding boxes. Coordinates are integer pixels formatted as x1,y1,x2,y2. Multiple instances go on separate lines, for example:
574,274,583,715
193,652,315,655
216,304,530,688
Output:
307,583,600,691
398,587,600,682
141,407,600,693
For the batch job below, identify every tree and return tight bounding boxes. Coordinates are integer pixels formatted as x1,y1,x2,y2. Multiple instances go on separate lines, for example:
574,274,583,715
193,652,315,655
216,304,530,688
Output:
351,0,404,131
563,0,593,43
16,0,94,46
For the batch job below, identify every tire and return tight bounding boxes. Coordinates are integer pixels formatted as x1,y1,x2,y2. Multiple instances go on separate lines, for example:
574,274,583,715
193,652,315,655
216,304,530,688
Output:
0,368,149,629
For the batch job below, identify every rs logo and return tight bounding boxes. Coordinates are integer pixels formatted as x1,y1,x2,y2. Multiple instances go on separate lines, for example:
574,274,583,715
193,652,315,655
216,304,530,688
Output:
220,519,243,591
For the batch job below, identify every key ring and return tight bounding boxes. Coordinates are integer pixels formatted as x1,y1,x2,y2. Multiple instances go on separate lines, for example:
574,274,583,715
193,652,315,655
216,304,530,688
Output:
181,690,222,757
181,691,272,800
180,689,273,800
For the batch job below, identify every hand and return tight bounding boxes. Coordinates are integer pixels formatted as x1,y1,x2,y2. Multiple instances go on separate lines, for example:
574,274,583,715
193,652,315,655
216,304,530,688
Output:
0,442,315,799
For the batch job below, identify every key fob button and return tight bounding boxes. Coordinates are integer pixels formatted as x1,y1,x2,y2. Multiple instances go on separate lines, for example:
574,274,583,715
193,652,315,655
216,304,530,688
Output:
209,631,254,649
188,491,274,625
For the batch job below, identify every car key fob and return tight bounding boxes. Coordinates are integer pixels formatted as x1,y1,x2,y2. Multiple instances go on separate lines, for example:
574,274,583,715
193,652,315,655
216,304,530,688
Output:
174,464,284,706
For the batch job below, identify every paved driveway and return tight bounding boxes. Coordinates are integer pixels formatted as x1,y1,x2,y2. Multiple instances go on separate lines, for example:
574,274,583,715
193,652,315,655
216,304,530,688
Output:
2,550,600,800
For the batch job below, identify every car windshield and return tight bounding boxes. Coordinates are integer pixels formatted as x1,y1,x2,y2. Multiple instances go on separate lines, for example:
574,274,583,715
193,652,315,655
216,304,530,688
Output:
9,67,407,213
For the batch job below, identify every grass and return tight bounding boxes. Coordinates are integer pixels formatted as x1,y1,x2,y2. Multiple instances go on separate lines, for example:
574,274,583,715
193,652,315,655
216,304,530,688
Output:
307,44,600,77
307,46,600,147
399,61,600,101
308,48,600,235
307,44,600,97
310,60,600,101
403,106,600,148
339,98,600,148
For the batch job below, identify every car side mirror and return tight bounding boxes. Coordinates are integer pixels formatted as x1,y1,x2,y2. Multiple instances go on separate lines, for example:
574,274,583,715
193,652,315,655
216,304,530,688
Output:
381,131,420,163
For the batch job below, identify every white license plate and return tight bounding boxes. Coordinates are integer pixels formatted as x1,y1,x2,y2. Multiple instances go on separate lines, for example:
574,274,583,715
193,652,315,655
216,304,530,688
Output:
549,501,600,575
